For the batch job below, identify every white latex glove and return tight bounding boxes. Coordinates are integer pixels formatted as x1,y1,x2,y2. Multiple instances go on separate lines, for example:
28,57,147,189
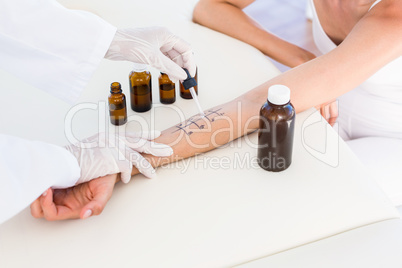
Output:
64,131,173,186
104,27,196,81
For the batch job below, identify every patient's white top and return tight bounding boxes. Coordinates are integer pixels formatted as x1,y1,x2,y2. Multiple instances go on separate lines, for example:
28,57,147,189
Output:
310,0,402,140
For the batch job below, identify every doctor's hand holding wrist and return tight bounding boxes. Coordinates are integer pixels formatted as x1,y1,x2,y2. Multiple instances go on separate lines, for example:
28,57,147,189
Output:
105,27,196,81
30,131,173,221
65,131,173,185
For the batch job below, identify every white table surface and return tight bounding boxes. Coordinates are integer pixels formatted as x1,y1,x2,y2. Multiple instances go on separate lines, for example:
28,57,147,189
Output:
0,0,400,267
238,219,402,268
0,61,399,268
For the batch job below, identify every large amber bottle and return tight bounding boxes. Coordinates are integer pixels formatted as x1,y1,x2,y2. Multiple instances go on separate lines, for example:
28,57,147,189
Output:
180,68,198,99
159,73,176,104
108,82,127,126
129,63,152,112
257,85,295,172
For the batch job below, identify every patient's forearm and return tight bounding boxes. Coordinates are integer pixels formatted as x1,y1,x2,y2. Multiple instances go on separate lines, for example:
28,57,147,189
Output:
131,97,259,175
193,0,315,67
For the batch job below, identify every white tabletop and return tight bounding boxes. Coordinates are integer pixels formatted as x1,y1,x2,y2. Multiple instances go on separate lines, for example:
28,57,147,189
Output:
239,219,402,268
0,0,399,267
0,63,398,268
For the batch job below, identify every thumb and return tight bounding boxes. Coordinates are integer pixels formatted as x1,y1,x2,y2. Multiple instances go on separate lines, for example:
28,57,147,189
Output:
158,53,187,81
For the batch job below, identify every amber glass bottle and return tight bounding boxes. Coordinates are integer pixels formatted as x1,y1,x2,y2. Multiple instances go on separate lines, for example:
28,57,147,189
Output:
180,68,198,99
257,85,295,172
159,73,176,104
129,63,152,112
108,82,127,126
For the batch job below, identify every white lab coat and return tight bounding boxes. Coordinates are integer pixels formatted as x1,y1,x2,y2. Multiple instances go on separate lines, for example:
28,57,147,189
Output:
0,0,116,224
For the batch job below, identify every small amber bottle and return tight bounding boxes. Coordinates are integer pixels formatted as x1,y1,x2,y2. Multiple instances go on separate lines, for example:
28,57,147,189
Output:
108,82,127,126
159,73,176,104
257,85,295,172
180,68,198,99
129,63,152,112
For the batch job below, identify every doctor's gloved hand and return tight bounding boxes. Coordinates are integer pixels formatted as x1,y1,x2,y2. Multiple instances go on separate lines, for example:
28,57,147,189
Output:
104,27,196,81
64,131,173,187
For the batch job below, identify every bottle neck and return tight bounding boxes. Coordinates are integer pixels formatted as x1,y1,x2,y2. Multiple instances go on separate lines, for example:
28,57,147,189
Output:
111,89,122,94
110,82,122,94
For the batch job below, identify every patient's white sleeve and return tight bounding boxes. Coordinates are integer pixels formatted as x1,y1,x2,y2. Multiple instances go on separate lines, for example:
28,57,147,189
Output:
0,0,116,104
0,134,80,224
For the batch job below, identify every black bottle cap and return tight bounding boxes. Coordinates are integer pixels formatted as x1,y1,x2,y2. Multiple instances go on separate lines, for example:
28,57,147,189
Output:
182,68,197,90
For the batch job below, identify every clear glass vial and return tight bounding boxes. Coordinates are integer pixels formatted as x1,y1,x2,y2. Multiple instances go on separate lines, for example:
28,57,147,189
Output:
108,82,127,126
129,63,152,112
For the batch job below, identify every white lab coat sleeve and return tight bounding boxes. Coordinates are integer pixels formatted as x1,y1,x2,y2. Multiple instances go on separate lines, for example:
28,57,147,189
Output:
0,134,81,224
0,0,117,104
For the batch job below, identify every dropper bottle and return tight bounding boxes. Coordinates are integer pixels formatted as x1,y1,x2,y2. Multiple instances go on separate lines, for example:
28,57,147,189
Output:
180,68,198,99
181,68,205,117
129,63,152,112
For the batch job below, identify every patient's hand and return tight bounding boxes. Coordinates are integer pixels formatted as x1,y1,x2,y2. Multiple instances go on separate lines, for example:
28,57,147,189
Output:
316,99,338,127
30,174,118,221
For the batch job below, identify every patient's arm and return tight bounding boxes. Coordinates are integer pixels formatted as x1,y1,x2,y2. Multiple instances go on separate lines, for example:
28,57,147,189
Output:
192,0,316,67
135,0,402,173
131,98,259,176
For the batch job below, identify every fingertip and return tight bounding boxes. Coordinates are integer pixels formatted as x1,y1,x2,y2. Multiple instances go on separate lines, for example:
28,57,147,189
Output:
147,169,157,179
160,52,188,81
40,189,52,205
159,147,174,157
172,73,186,82
147,143,173,157
30,199,43,219
125,130,161,140
146,167,158,179
136,161,157,179
188,65,197,78
120,172,132,184
42,188,51,197
166,66,187,81
168,146,174,155
178,70,188,81
182,55,197,77
140,130,161,140
81,209,93,219
40,189,59,221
